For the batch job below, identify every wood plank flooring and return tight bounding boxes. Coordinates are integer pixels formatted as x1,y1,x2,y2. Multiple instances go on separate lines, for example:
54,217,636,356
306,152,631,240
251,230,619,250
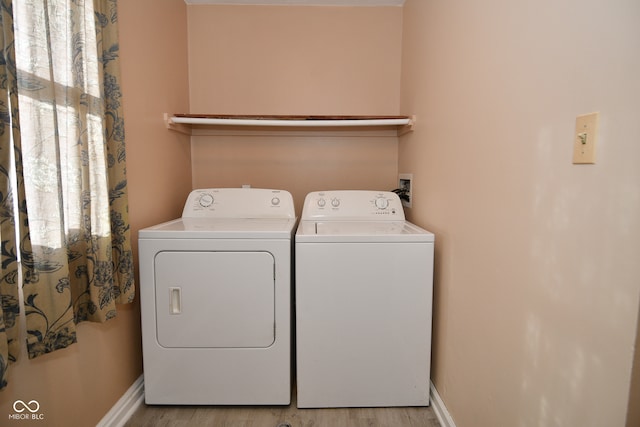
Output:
125,391,441,427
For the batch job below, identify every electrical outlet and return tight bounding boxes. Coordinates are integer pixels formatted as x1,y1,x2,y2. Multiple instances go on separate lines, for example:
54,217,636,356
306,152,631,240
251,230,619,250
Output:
573,112,599,164
398,173,413,208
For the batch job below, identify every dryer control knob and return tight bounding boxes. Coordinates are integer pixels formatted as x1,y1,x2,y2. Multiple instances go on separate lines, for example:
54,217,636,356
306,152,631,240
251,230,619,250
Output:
271,197,280,206
317,198,326,207
199,193,214,207
375,197,389,209
331,198,340,207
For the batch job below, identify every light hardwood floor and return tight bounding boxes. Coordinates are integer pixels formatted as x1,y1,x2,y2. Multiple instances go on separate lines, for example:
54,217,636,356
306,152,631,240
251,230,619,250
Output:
125,391,442,427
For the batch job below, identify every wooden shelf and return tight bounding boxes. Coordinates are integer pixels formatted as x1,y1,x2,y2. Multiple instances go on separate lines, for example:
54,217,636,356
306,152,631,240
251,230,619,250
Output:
164,114,415,135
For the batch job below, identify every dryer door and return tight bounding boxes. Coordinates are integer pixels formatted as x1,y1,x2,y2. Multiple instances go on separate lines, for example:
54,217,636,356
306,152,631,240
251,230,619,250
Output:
154,251,275,348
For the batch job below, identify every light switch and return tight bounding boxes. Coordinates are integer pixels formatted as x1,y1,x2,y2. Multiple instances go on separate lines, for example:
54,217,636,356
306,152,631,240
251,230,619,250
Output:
573,112,599,164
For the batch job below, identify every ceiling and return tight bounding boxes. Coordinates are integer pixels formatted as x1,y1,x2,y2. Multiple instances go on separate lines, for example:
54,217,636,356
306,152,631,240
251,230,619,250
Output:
184,0,405,5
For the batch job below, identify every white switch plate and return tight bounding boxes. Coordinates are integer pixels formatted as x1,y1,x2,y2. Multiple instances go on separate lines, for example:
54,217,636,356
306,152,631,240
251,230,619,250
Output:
573,112,599,164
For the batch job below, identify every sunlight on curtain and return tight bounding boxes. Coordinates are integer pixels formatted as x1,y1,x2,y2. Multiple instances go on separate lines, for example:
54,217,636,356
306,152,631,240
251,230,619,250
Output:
0,0,134,387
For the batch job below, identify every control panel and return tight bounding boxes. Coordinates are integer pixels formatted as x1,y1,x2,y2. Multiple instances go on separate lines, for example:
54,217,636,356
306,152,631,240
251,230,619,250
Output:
182,188,295,219
301,190,405,221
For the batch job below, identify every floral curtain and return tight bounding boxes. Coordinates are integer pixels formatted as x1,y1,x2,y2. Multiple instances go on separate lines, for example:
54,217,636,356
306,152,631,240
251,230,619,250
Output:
0,0,25,388
0,0,134,389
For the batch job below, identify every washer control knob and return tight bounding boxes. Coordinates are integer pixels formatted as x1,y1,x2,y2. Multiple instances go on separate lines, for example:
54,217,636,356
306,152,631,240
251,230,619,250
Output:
199,193,214,207
331,198,340,207
375,197,389,209
317,198,326,207
271,197,280,206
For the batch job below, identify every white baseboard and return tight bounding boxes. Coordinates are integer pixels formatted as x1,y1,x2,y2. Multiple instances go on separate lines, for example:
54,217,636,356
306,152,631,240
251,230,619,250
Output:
98,376,452,427
430,381,456,427
97,375,145,427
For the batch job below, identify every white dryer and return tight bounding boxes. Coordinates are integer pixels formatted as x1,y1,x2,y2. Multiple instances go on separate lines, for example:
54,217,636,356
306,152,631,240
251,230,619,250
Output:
295,190,434,408
139,188,296,405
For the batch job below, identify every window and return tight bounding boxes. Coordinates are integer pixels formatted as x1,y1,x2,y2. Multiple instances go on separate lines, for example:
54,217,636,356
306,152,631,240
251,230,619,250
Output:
0,0,134,389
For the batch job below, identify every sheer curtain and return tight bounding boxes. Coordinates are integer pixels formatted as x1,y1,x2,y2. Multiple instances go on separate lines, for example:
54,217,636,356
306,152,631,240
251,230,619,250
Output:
0,0,134,388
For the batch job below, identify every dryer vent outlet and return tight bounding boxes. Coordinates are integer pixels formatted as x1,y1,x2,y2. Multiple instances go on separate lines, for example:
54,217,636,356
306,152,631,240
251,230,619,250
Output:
398,173,413,208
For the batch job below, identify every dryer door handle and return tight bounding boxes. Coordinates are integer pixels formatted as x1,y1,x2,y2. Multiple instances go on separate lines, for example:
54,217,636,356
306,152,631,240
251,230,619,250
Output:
169,287,182,314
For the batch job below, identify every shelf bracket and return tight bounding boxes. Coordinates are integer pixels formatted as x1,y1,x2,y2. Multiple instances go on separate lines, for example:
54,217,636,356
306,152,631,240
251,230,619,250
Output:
398,115,416,136
164,113,192,135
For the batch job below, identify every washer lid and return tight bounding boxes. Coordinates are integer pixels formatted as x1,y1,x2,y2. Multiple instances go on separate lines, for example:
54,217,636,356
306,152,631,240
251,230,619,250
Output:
296,220,434,243
139,217,297,239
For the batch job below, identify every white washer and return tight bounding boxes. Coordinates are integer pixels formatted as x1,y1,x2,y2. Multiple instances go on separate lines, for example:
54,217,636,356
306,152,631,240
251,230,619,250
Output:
139,188,296,405
295,190,434,408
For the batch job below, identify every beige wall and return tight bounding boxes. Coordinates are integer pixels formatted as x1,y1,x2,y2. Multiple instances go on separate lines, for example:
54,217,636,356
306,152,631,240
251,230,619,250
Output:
187,5,402,115
0,1,192,426
399,1,640,426
186,5,404,208
628,306,640,427
122,1,192,231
